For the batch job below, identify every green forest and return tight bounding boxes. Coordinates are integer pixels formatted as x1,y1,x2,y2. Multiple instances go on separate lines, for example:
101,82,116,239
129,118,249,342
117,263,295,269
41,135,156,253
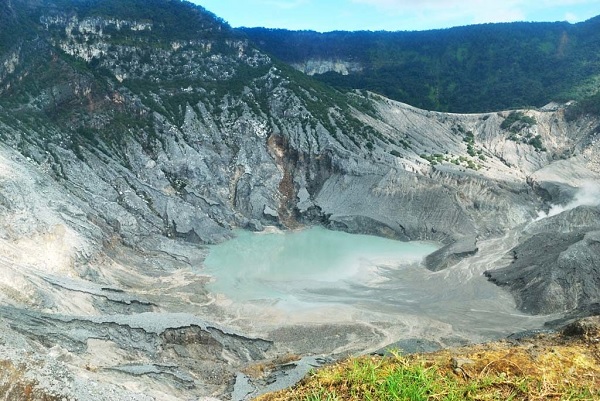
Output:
243,17,600,113
3,0,600,115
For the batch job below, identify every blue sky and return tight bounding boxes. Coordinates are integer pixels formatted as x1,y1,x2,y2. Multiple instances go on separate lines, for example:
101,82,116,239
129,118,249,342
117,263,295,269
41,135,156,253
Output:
192,0,600,32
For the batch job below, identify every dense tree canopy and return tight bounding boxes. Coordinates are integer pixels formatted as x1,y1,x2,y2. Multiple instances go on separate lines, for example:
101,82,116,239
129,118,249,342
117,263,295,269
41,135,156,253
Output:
243,17,600,113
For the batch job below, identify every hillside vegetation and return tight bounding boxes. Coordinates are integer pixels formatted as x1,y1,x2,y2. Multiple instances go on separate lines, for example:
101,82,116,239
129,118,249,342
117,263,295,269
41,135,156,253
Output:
257,318,600,401
243,17,600,113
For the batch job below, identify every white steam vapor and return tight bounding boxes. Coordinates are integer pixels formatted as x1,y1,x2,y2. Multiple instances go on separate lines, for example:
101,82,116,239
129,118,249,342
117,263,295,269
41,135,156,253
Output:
536,181,600,220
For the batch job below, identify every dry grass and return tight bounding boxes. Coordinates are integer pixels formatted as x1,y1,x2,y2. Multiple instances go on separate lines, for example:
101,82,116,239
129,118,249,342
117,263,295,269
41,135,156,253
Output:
256,318,600,401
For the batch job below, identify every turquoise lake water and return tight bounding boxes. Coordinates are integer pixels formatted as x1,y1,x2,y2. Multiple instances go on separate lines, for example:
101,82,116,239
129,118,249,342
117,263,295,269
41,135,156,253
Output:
204,226,438,303
203,226,551,340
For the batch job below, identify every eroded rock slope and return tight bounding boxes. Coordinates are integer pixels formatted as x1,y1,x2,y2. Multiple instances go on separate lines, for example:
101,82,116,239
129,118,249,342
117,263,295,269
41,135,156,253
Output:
0,0,599,399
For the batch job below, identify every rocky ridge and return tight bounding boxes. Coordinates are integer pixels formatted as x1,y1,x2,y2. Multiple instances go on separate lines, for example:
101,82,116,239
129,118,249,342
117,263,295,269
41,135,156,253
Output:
291,59,363,76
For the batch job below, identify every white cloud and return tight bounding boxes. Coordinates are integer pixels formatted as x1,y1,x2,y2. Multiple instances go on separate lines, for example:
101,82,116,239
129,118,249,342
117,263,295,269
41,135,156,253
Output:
260,0,310,9
472,6,525,24
349,0,598,26
350,0,524,26
564,12,579,21
350,0,513,11
351,0,598,8
544,0,600,5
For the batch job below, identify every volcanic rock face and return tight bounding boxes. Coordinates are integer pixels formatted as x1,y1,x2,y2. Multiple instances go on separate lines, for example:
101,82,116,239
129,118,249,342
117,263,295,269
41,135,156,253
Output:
0,0,599,399
485,207,600,315
425,235,479,272
291,59,363,76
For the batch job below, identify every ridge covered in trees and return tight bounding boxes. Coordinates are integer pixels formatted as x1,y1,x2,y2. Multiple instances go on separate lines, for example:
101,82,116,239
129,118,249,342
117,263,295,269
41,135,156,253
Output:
243,16,600,113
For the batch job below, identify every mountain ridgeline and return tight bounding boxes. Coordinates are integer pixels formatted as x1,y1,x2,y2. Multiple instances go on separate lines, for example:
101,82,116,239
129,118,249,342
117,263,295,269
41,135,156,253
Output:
243,18,600,113
0,0,599,399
